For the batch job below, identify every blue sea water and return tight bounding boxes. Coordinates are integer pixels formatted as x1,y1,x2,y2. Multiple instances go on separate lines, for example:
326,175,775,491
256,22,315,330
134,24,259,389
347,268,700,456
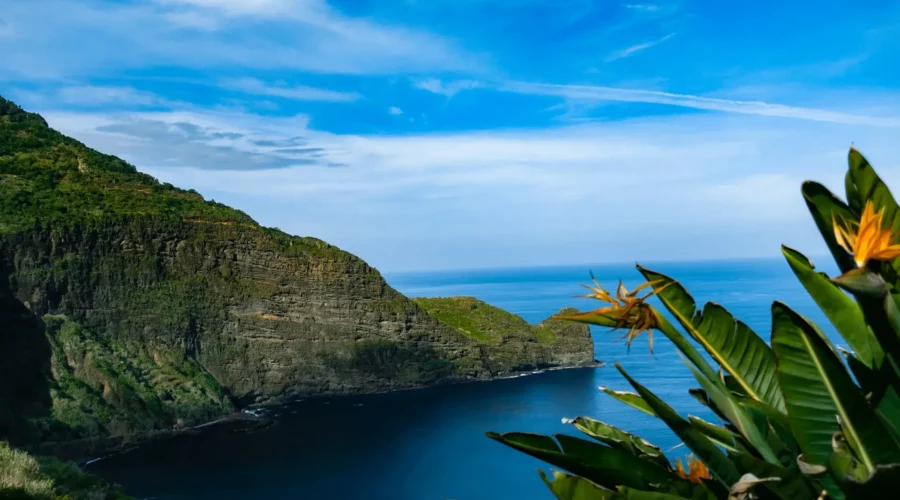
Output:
88,257,842,500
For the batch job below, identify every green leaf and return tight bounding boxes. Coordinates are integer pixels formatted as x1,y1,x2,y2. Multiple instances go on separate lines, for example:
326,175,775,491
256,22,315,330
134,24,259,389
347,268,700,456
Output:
599,387,657,418
683,360,781,465
638,266,784,411
555,310,622,329
843,464,900,499
539,470,720,500
734,395,801,461
653,312,721,384
845,148,900,237
688,416,746,453
486,432,674,491
832,268,889,299
876,387,900,444
614,488,691,499
841,349,880,394
615,363,742,489
771,302,900,472
782,245,882,368
801,181,857,274
538,469,614,500
567,417,669,469
728,452,819,500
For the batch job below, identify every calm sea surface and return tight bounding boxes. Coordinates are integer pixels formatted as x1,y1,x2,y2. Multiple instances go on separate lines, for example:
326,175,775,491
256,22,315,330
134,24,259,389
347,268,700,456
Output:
88,257,843,500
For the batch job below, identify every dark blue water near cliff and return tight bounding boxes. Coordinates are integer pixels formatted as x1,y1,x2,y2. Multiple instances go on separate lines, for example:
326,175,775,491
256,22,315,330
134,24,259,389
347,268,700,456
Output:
88,257,842,500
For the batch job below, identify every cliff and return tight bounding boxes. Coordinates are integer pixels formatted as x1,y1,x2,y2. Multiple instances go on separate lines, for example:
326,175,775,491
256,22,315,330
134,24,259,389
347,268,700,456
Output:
413,298,595,373
0,96,594,451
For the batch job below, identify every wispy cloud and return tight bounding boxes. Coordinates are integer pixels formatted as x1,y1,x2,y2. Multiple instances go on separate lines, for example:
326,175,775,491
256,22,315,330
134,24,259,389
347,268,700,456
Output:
45,109,341,171
415,78,481,97
222,77,361,102
9,85,180,109
499,81,900,126
606,32,675,61
42,106,899,270
0,0,483,79
388,106,404,115
624,4,661,12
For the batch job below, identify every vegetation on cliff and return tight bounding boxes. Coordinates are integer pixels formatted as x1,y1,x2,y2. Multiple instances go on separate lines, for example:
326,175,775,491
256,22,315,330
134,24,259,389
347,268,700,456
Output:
0,96,251,233
0,95,594,456
413,296,557,344
0,443,130,499
32,315,232,443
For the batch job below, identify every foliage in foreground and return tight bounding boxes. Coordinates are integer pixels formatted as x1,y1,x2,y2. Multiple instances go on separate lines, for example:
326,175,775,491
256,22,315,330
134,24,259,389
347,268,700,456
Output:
0,442,131,500
488,148,900,499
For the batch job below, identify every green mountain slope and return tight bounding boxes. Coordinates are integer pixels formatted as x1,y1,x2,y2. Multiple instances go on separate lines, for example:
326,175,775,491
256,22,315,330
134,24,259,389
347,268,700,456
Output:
0,96,594,458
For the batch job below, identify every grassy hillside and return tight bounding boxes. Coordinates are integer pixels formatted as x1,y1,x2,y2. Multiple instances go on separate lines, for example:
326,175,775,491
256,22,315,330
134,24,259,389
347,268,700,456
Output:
413,297,557,344
0,442,131,500
0,96,252,233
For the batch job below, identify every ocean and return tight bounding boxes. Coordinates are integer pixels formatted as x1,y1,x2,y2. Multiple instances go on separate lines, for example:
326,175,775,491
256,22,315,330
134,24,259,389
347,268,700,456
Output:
87,257,842,499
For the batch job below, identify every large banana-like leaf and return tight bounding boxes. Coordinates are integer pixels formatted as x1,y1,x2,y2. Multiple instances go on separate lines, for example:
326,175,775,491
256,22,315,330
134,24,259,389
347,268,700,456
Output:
599,387,656,417
842,150,900,291
638,266,785,412
614,488,699,499
734,395,801,461
615,363,742,489
845,148,900,236
801,181,858,274
876,387,900,444
540,470,721,500
486,432,675,491
728,452,819,500
684,361,781,465
832,271,900,394
567,417,669,469
771,302,900,472
841,348,879,394
782,245,882,368
842,464,900,499
538,470,612,499
688,416,746,453
653,312,720,383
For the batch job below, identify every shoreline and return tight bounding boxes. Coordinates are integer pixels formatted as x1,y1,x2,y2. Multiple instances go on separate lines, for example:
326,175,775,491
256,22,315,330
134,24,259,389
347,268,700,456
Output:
76,361,604,468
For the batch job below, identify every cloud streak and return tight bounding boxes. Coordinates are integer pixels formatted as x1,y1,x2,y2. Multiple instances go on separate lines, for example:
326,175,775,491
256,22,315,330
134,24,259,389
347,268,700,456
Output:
0,0,483,79
415,78,481,97
499,81,900,126
606,33,675,61
222,77,361,102
624,4,661,12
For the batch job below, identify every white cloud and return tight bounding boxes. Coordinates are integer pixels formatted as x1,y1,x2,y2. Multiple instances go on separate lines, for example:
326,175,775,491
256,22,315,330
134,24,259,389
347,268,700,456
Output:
624,4,660,12
222,77,360,102
152,0,322,19
499,81,900,126
36,105,900,271
606,33,675,61
0,0,482,79
388,106,404,115
415,78,481,97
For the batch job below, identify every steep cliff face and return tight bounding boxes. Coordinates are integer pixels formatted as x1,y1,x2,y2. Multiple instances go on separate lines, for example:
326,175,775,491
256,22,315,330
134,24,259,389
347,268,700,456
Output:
413,298,595,373
0,96,593,447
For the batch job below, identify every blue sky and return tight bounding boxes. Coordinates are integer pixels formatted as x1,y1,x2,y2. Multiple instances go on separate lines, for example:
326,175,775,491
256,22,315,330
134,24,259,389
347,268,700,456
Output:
1,0,899,271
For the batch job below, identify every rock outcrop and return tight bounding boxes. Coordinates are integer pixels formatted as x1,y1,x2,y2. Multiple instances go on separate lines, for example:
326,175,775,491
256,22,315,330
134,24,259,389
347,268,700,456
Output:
0,96,594,449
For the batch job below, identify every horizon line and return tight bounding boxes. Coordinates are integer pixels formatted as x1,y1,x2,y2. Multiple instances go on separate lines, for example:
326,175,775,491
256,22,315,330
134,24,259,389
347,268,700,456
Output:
380,253,834,276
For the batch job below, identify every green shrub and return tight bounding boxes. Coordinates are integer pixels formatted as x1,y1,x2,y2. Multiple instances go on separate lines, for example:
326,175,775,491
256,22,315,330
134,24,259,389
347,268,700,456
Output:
0,442,132,499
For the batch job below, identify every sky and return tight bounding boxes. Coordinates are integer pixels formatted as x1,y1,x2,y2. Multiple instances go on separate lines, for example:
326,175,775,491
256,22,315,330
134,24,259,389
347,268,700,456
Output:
1,0,900,272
